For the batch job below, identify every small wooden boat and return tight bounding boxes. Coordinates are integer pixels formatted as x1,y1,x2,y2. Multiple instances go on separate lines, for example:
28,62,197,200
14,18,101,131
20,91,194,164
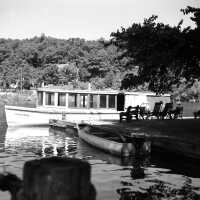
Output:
49,119,79,137
49,119,77,128
77,124,151,157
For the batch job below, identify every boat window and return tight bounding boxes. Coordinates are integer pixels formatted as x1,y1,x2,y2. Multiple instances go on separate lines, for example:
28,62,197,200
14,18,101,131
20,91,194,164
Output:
37,91,43,106
58,93,66,106
90,95,98,108
68,93,77,108
100,95,106,108
109,95,116,108
45,92,54,106
80,94,88,108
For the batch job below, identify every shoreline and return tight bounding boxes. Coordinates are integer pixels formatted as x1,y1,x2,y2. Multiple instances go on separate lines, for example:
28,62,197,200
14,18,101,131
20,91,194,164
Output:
51,118,200,160
94,119,200,161
5,105,200,160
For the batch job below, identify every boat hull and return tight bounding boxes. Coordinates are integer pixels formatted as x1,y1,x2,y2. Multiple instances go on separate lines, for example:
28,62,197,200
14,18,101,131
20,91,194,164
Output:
78,125,151,157
5,105,120,126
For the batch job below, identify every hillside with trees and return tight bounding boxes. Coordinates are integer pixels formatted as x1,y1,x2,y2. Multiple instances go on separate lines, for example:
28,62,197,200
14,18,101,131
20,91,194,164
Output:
0,36,128,90
0,6,200,101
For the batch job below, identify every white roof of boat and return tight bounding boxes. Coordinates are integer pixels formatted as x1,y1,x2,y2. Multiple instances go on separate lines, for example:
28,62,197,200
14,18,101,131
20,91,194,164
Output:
37,87,119,94
37,87,170,96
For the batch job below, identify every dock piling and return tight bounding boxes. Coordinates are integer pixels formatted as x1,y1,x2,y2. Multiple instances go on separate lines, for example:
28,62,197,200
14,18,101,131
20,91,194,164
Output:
126,133,151,156
23,157,96,200
0,157,96,200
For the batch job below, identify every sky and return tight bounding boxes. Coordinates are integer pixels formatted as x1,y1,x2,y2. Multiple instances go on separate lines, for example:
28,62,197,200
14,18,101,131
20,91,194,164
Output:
0,0,199,40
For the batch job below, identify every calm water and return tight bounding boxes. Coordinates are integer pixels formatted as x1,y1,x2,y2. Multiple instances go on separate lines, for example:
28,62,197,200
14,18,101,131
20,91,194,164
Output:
0,121,200,200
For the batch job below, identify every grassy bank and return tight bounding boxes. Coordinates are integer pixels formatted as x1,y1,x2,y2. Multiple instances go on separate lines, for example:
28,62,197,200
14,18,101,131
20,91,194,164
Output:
94,119,200,159
99,119,200,143
117,119,200,143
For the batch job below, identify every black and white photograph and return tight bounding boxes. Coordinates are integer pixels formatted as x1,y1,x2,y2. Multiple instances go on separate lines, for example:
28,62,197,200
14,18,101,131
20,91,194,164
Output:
0,0,200,199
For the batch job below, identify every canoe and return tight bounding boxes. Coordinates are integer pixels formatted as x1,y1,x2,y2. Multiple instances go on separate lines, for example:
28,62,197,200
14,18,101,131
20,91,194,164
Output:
77,124,151,157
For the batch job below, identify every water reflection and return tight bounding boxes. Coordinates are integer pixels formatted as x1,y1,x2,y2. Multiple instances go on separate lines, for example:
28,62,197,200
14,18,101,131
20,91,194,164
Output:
0,124,200,200
40,127,78,157
130,156,149,180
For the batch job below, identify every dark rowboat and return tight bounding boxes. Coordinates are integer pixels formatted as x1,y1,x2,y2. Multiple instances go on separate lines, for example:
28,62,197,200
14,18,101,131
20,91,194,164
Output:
78,124,151,157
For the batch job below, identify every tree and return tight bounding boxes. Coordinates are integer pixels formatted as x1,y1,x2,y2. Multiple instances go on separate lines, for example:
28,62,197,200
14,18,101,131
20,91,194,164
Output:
111,15,186,93
111,7,200,93
180,6,200,81
58,63,79,84
39,64,60,85
181,6,200,28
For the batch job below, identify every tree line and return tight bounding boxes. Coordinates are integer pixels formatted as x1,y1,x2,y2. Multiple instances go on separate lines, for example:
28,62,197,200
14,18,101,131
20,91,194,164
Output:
0,36,125,90
0,6,200,101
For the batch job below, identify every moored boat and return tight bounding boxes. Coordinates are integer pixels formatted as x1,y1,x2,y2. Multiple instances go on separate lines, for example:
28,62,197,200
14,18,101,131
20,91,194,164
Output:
49,119,77,128
36,86,171,121
77,124,151,157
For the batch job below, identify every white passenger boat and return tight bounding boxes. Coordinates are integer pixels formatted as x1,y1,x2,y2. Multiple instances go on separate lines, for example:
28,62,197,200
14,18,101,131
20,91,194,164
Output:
5,86,171,125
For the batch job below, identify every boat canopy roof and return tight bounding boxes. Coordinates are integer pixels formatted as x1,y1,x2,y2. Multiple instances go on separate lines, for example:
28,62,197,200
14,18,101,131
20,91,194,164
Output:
37,86,171,97
37,87,119,94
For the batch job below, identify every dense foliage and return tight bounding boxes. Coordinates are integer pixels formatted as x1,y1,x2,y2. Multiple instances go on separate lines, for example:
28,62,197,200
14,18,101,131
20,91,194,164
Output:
111,6,200,95
0,36,127,90
0,6,200,101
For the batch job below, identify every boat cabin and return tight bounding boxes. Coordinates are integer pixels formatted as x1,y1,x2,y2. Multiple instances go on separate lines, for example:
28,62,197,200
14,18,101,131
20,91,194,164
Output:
37,87,171,112
37,88,118,110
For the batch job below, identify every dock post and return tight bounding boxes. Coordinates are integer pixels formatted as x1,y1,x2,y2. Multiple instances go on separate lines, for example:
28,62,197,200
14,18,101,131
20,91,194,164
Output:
131,134,151,156
23,157,96,200
129,134,150,179
0,157,96,200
